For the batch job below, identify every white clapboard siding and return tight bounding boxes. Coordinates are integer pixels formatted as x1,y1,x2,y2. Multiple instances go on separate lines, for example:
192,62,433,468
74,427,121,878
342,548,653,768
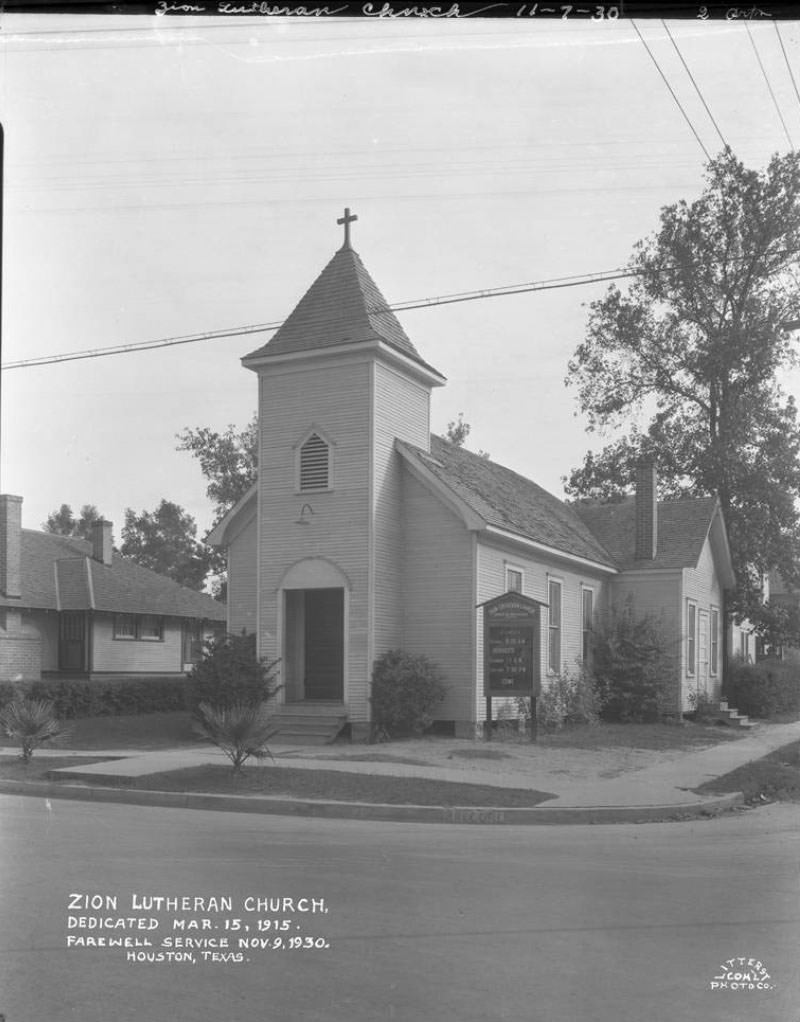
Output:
371,360,432,666
227,512,258,637
91,614,183,673
681,537,725,706
400,470,475,723
476,539,609,722
257,356,372,716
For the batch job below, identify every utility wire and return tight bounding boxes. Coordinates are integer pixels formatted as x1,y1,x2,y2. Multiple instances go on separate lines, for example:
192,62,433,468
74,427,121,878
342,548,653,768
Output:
3,267,637,371
631,20,710,161
774,22,800,117
661,20,727,152
745,22,794,151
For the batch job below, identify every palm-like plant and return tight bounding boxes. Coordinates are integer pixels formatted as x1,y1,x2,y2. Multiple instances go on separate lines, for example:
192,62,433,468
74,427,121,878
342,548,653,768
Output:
194,701,280,774
0,698,70,762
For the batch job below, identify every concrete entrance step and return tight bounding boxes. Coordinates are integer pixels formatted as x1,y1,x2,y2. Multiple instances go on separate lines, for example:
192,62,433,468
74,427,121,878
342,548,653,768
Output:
270,707,348,745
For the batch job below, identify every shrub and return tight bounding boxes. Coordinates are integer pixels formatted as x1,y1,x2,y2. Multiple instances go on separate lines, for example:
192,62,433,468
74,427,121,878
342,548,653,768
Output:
189,632,281,712
370,650,446,740
0,677,193,719
725,658,800,719
592,606,676,723
0,696,71,761
517,667,604,732
194,701,280,774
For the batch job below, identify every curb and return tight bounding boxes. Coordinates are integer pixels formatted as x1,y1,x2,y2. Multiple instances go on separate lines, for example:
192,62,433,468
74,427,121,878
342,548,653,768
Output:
0,778,744,825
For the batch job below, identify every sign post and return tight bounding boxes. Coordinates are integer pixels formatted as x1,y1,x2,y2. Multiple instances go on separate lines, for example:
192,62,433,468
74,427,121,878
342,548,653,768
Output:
480,591,547,741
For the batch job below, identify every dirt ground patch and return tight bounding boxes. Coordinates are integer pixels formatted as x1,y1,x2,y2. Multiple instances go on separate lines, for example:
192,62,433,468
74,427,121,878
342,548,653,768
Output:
283,722,747,785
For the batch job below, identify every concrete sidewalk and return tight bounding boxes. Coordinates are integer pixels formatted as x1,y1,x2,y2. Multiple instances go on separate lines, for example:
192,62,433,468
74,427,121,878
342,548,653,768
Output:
2,720,800,824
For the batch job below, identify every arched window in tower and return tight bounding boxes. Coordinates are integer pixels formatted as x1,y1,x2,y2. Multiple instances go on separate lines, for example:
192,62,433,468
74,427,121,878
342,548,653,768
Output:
298,432,331,492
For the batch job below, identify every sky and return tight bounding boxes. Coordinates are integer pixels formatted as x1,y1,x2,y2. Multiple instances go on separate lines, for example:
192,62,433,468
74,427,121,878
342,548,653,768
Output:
2,10,800,546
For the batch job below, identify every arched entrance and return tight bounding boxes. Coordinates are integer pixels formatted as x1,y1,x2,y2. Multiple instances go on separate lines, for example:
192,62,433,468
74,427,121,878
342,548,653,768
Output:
279,558,349,703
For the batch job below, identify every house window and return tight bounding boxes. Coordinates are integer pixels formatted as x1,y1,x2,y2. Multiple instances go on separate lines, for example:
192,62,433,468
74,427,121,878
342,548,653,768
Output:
548,579,562,674
113,614,164,642
687,602,697,675
138,615,163,641
582,588,594,664
740,631,749,661
299,433,330,492
506,567,523,593
710,607,719,675
114,614,137,640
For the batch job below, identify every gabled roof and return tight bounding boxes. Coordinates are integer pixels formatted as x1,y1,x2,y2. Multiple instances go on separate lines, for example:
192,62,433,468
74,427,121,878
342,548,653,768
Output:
0,530,225,620
399,436,618,570
573,495,723,572
242,245,438,374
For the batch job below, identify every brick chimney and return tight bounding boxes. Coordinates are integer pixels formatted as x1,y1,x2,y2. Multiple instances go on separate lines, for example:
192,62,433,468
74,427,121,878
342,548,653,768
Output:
0,494,23,599
91,519,113,566
635,461,658,560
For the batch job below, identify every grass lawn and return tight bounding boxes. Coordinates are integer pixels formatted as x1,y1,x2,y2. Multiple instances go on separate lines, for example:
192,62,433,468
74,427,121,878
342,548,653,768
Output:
0,756,113,781
696,739,800,803
64,764,557,808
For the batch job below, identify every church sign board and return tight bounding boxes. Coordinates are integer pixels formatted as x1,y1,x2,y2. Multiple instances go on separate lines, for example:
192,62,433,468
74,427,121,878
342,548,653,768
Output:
482,592,545,697
480,591,547,741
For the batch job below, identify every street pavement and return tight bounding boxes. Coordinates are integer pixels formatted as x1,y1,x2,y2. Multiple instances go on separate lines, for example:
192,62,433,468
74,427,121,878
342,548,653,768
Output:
1,792,797,1022
4,719,800,822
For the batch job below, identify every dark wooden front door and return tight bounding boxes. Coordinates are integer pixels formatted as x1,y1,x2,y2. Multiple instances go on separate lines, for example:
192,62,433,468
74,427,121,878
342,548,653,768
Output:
59,612,86,671
304,588,344,700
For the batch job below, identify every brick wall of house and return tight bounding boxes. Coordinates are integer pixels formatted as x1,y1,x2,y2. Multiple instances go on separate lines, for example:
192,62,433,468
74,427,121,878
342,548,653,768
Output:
0,633,42,681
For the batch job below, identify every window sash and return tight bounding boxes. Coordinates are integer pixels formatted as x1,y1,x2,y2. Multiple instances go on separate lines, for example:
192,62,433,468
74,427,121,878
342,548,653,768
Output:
506,569,523,593
687,603,696,675
548,580,562,673
710,608,719,675
582,589,593,663
114,614,137,640
139,615,163,641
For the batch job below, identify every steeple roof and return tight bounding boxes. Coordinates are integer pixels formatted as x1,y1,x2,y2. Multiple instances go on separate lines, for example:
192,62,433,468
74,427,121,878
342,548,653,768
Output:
243,244,431,369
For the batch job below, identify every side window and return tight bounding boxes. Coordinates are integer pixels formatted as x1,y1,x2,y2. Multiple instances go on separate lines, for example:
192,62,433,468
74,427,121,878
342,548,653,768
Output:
710,607,719,675
506,567,523,593
548,579,562,674
687,601,697,675
582,588,594,664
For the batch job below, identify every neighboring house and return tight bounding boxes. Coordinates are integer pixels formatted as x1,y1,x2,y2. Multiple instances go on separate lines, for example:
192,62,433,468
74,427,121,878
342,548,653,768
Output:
0,495,226,682
209,216,738,736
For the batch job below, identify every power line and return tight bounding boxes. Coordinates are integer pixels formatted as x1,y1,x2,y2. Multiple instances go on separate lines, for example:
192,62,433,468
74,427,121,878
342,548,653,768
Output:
2,267,637,371
745,22,794,151
631,20,710,162
774,22,800,118
661,20,727,152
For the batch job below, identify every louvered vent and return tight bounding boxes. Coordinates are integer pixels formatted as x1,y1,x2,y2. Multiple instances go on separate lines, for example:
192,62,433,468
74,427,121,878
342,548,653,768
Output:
299,434,330,491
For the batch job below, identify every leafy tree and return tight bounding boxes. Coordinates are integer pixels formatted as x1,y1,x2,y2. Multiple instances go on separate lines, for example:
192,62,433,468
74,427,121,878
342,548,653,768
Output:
120,499,216,591
176,415,258,525
565,149,800,634
44,503,103,541
446,412,471,447
445,412,490,458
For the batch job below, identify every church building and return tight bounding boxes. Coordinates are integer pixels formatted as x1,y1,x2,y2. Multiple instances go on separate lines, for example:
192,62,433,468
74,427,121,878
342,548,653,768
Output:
209,211,736,739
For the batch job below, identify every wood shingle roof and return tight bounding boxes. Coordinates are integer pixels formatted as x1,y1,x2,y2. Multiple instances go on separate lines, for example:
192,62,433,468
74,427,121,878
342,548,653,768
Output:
404,436,618,568
243,246,436,371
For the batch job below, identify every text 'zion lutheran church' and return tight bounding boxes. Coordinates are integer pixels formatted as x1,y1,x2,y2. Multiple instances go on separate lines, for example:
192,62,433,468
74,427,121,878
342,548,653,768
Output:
209,210,737,739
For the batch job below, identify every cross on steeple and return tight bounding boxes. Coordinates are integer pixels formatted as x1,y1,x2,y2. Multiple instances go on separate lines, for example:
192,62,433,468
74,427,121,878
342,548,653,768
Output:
337,207,358,250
